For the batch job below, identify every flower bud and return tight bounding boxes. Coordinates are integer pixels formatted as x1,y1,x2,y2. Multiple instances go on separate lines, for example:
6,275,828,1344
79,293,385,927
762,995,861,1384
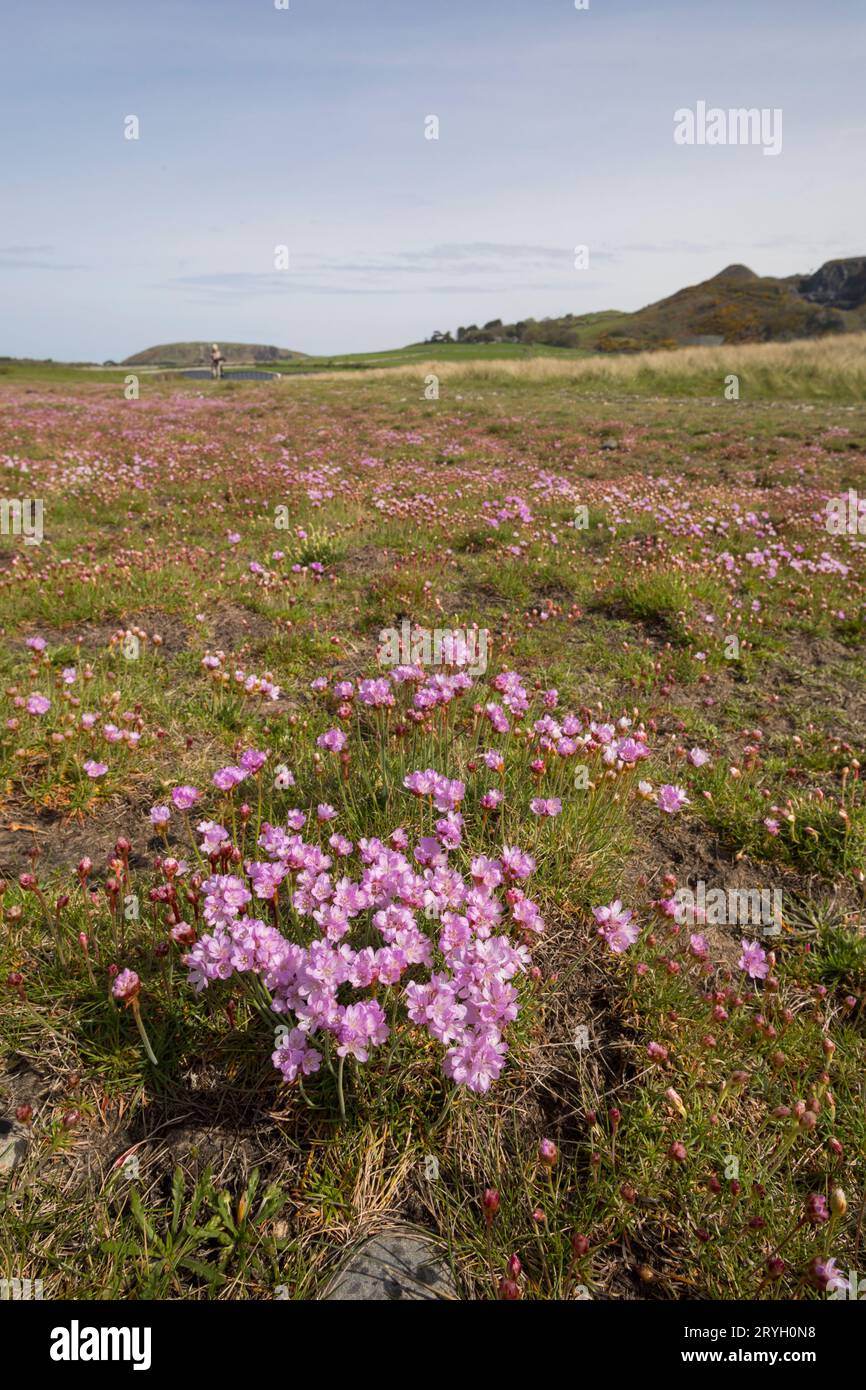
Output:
539,1138,558,1167
805,1192,829,1224
482,1188,500,1224
830,1188,847,1218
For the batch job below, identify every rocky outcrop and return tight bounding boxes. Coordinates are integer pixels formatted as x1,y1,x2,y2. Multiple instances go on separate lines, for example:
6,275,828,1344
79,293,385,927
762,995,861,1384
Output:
798,258,866,311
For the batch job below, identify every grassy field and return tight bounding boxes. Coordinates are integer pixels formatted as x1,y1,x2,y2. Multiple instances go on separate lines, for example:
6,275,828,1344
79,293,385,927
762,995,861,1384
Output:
346,331,866,401
1,346,865,1300
1,340,597,384
4,330,864,400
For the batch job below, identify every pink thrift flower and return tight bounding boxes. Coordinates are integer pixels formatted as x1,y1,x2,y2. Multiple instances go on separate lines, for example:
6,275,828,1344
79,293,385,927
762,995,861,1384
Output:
317,728,347,753
172,785,200,811
657,784,690,814
272,1027,322,1083
738,939,769,980
444,1031,507,1094
337,1000,389,1062
593,900,639,953
198,821,230,855
112,968,140,1002
530,797,562,817
212,765,247,792
500,845,536,881
810,1256,847,1293
616,737,648,764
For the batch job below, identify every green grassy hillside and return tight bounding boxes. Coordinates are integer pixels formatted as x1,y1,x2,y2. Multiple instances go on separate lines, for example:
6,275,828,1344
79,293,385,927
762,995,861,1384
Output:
428,260,866,352
619,264,863,346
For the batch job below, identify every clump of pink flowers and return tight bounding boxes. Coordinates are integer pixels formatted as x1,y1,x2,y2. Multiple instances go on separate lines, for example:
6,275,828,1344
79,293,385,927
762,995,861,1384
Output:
184,776,544,1096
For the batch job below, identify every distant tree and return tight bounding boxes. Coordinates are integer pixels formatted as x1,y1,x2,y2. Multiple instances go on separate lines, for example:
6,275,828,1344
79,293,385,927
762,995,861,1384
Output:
539,323,577,347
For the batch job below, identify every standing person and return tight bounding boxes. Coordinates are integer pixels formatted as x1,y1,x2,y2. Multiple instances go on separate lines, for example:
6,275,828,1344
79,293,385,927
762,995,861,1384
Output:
210,343,225,379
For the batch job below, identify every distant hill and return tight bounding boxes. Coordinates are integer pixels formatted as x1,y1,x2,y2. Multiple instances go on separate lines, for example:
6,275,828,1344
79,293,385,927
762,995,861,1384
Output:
432,257,866,352
122,342,306,367
617,262,863,348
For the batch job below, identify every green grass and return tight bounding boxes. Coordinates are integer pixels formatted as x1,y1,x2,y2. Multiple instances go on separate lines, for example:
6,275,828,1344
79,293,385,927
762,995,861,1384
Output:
1,368,864,1300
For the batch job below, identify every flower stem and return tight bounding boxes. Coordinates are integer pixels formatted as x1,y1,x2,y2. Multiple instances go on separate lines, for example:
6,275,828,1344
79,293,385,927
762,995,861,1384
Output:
336,1052,347,1122
132,999,158,1067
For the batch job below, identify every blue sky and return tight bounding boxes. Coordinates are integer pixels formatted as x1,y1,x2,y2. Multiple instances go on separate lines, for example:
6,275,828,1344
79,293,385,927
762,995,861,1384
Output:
2,0,864,359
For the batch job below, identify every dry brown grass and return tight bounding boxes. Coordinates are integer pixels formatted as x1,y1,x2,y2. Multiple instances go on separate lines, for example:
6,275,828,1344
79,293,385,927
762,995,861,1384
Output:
312,332,866,401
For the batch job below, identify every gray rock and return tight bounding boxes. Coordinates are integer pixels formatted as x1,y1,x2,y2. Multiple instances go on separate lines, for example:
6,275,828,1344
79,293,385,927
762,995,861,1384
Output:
0,1119,29,1176
799,257,866,312
323,1227,458,1301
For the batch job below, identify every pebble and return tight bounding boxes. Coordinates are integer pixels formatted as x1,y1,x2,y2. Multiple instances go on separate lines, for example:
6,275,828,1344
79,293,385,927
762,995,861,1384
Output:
323,1227,457,1301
